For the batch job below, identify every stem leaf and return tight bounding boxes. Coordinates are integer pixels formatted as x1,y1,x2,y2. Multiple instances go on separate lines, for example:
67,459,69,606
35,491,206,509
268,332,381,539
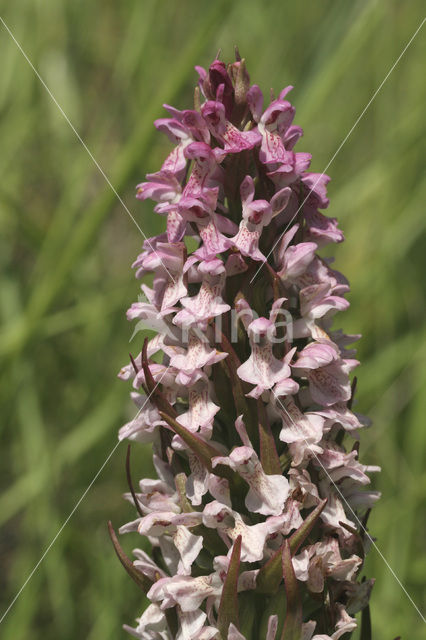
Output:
217,535,242,637
280,540,302,640
255,499,327,594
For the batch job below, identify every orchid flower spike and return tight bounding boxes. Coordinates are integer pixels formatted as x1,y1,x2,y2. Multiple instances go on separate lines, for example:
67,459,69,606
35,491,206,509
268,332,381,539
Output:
114,53,379,640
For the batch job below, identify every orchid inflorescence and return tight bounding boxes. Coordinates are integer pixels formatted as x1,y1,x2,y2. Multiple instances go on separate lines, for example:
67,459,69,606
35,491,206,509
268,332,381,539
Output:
111,51,380,640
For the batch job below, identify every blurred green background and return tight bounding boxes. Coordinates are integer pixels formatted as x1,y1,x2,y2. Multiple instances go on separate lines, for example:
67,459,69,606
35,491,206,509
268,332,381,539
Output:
0,0,425,638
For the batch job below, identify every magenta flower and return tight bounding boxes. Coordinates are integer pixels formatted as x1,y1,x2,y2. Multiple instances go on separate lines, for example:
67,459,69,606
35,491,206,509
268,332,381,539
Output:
112,53,380,640
231,175,290,262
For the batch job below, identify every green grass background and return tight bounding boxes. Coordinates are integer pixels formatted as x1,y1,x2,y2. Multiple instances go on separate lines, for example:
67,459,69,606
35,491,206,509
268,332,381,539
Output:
0,0,425,638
